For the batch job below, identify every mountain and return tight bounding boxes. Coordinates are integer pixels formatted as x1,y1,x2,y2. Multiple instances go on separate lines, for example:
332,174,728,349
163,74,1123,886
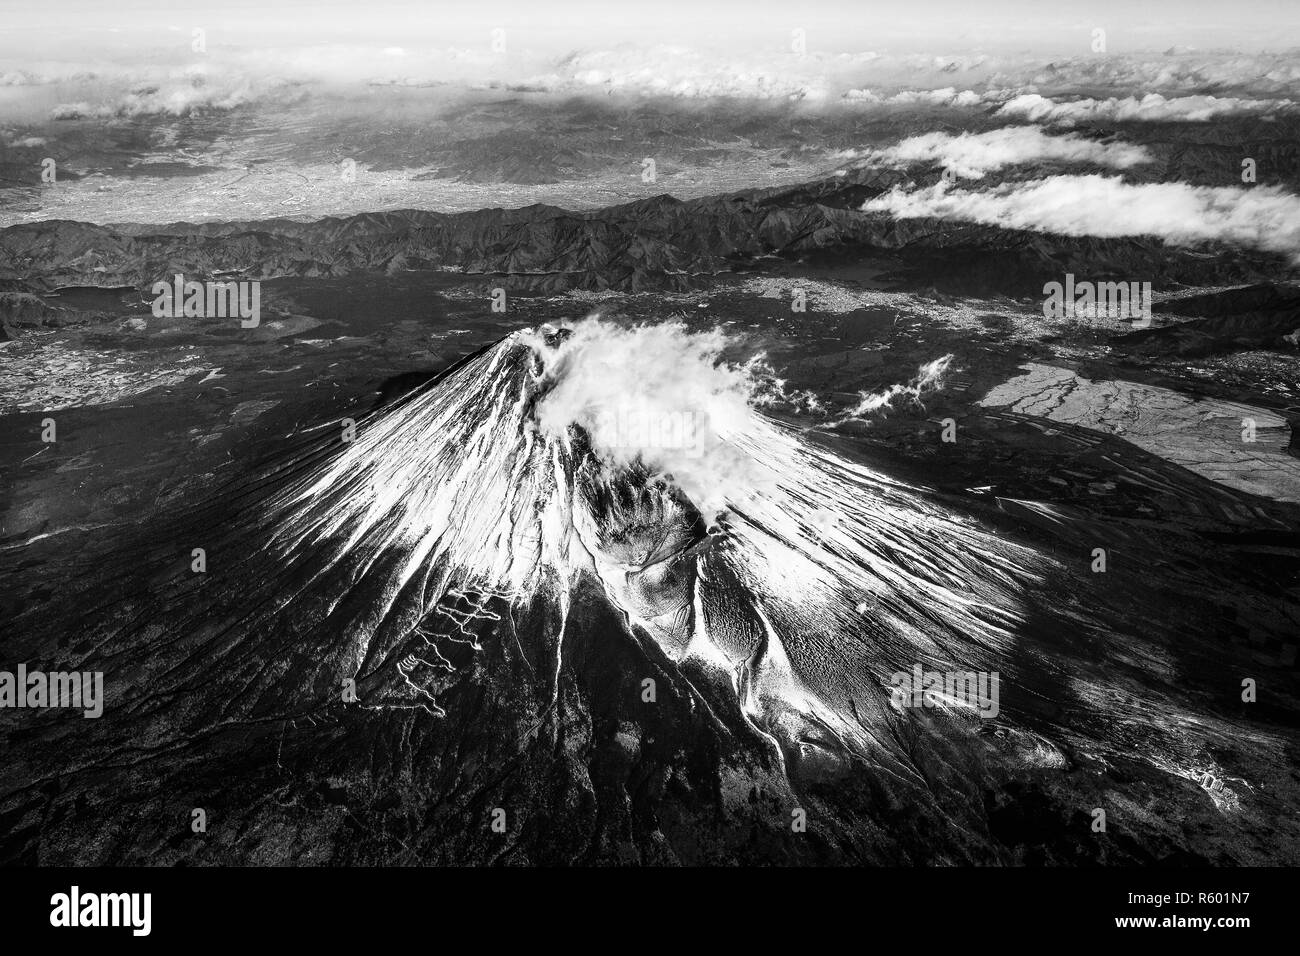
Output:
1,167,1292,301
4,319,1298,865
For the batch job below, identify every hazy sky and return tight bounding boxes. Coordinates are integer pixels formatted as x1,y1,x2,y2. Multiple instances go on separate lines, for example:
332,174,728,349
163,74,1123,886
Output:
1,0,1298,58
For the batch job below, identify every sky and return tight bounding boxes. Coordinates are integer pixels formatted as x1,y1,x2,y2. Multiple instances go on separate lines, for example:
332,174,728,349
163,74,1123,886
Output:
0,0,1298,60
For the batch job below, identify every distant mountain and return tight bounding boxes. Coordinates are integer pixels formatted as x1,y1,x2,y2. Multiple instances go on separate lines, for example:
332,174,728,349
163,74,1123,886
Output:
1,166,1293,299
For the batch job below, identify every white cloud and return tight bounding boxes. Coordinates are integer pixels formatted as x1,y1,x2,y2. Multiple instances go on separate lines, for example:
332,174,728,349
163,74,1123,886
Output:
861,175,1300,261
997,92,1296,124
51,74,272,118
842,87,983,108
839,355,954,421
524,48,1300,104
841,126,1152,178
531,318,773,515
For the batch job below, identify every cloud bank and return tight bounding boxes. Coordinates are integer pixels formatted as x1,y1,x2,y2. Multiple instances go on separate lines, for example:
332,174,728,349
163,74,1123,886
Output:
997,92,1297,124
842,126,1152,178
861,175,1300,261
5,46,1300,121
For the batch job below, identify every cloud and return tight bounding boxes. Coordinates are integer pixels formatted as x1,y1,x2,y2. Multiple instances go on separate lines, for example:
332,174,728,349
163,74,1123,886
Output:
861,174,1300,261
842,87,983,108
986,51,1300,100
531,318,772,514
519,48,1004,101
525,48,1300,104
841,126,1152,178
51,74,275,119
2,70,43,86
838,354,954,421
997,92,1296,124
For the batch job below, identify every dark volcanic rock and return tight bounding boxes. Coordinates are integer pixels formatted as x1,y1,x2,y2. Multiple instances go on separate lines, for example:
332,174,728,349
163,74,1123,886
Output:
0,291,111,328
1121,283,1300,357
